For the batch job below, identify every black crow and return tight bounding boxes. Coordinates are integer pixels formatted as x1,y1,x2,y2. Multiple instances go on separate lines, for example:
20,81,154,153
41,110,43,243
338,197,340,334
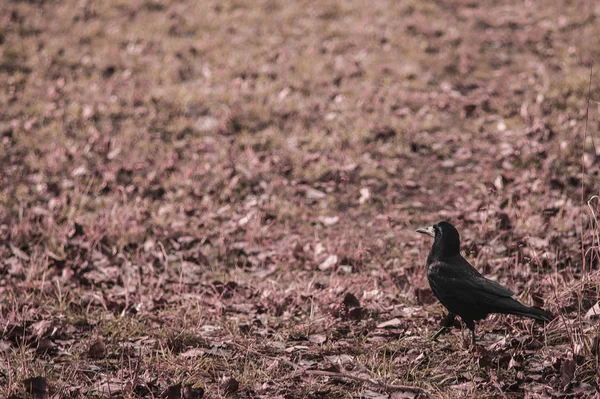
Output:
416,221,552,345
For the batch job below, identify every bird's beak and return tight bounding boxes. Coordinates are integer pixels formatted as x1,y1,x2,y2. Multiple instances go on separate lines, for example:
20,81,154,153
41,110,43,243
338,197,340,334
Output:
416,226,435,238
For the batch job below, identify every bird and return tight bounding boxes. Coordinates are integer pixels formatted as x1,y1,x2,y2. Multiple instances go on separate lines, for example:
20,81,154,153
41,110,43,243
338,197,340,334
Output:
416,221,552,345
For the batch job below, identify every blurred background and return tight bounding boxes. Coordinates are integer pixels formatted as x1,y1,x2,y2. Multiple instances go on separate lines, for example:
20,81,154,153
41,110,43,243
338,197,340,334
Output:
1,0,600,397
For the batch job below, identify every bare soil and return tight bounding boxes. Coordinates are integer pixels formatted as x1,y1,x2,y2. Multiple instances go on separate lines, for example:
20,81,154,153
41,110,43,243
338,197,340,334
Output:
1,0,600,398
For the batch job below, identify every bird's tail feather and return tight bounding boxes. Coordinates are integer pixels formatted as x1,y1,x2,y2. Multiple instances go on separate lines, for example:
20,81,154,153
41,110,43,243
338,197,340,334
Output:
495,298,552,322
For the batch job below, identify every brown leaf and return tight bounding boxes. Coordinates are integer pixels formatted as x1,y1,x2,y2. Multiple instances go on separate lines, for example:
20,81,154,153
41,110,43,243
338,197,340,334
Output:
560,358,576,388
36,338,57,355
318,254,338,271
359,187,370,204
69,222,85,238
30,320,52,339
10,244,30,261
387,215,402,227
342,293,360,309
415,288,436,305
592,335,600,356
182,384,204,399
369,125,396,142
306,187,326,199
23,377,47,399
584,301,600,319
390,391,418,399
495,212,511,230
180,348,205,358
508,356,520,370
308,334,327,344
450,381,474,393
318,215,339,227
162,383,203,399
361,389,387,399
292,242,307,260
324,354,355,368
348,307,364,320
220,377,239,396
96,380,123,396
377,318,403,329
527,236,549,249
88,339,106,359
162,384,181,399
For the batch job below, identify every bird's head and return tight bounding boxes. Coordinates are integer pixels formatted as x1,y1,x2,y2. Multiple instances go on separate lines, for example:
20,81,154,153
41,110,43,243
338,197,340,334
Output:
416,221,461,259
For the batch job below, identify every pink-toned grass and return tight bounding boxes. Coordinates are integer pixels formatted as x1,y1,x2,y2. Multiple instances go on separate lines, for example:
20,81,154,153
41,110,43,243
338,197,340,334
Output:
1,0,600,398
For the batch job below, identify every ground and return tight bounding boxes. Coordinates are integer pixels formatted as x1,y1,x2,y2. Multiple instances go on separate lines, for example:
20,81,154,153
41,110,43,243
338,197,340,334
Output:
1,0,600,398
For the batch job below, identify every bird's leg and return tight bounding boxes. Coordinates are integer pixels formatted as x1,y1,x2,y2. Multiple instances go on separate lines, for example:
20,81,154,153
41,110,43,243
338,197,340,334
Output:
432,313,456,341
441,312,457,327
432,327,447,341
465,320,476,346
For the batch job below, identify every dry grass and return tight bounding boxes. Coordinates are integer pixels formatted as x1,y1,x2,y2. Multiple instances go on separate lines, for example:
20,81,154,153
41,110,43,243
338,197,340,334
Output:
1,0,600,398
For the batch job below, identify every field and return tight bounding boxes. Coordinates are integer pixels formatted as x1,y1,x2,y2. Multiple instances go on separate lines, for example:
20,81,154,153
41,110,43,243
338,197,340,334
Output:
1,0,600,398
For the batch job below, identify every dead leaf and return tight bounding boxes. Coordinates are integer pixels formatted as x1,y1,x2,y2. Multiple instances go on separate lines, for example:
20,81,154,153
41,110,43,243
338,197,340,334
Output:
195,116,219,133
23,377,48,399
36,338,57,355
182,384,204,399
527,236,549,249
495,212,511,230
415,288,436,305
162,384,181,399
390,391,417,399
362,389,388,399
348,307,364,320
377,318,403,329
180,348,204,358
308,334,326,344
392,306,420,318
181,347,232,359
88,339,106,359
493,175,504,190
96,380,123,396
162,383,203,399
450,381,474,392
10,244,30,261
69,222,85,238
508,356,520,370
220,377,239,396
306,187,326,199
560,358,576,388
285,345,309,353
324,354,355,368
30,320,52,339
359,188,370,204
584,302,600,319
319,255,338,271
292,242,306,260
343,293,360,308
572,382,596,397
592,335,600,355
318,215,339,227
370,125,396,141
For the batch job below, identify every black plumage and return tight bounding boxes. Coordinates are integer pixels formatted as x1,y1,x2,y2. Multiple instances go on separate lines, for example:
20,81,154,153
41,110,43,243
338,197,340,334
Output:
416,221,552,345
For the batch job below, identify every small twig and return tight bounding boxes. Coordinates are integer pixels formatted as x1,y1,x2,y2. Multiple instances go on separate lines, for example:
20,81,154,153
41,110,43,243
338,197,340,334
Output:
229,340,426,394
304,370,426,394
229,340,295,367
587,195,600,250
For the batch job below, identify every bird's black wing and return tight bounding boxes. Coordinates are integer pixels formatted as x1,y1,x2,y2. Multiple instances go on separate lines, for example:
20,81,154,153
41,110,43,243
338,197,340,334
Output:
428,257,514,312
428,257,552,322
